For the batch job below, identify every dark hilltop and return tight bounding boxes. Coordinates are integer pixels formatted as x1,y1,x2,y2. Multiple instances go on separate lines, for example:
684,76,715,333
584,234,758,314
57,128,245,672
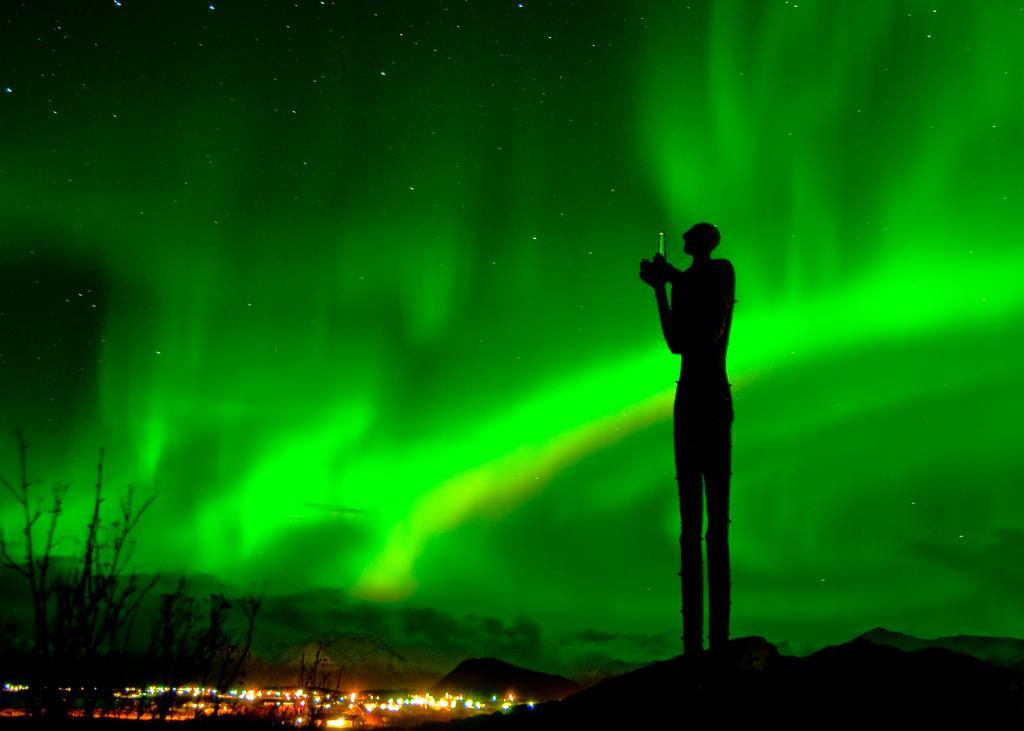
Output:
417,633,1024,728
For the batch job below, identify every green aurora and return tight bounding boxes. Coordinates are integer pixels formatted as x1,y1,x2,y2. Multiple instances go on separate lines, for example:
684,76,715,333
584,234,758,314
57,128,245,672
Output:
1,0,1023,664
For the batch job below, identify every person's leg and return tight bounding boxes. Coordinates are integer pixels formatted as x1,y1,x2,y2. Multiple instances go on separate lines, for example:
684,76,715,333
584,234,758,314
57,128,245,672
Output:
704,419,732,655
675,393,704,657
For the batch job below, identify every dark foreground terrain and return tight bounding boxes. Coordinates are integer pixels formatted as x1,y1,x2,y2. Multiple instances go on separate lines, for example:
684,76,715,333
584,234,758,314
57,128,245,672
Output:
2,634,1022,728
419,635,1024,728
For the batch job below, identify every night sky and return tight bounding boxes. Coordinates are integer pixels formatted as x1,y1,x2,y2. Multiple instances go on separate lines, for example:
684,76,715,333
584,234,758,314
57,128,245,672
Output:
2,0,1023,672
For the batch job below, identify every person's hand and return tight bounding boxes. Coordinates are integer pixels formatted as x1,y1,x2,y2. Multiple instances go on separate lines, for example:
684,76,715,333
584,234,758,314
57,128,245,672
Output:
639,253,668,287
639,257,658,287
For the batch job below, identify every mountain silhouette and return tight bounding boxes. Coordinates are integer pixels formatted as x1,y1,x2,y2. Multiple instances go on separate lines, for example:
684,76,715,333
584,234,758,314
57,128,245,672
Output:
859,626,1024,671
570,658,648,689
259,632,436,690
419,633,1023,727
431,657,580,702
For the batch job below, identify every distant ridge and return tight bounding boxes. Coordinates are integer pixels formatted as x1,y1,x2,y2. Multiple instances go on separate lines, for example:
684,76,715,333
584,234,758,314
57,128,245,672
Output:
860,626,1024,670
418,633,1023,727
572,658,647,689
432,657,580,702
259,632,438,690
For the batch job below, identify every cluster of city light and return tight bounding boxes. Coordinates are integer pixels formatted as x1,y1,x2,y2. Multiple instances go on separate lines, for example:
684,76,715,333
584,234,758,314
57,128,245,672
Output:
356,689,533,714
2,680,538,722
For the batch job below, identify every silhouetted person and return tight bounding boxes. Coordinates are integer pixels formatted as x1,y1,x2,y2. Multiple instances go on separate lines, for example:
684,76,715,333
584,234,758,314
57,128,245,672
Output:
640,222,735,658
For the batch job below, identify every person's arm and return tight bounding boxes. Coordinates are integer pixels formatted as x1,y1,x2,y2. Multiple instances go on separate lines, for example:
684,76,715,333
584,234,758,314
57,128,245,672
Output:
653,282,680,354
715,262,736,343
693,260,735,345
654,260,685,354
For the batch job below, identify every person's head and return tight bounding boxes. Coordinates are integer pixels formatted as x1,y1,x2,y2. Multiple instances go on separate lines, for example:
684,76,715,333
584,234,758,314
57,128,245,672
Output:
682,222,721,258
